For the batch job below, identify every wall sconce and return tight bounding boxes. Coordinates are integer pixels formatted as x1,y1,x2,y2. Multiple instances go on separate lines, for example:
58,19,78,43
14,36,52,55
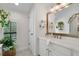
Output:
39,20,45,29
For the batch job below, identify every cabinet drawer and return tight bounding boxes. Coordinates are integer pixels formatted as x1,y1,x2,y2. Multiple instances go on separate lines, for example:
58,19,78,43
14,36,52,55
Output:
53,52,69,56
39,39,48,48
39,49,48,56
53,44,71,56
54,50,71,56
39,39,48,56
49,48,70,56
73,50,79,56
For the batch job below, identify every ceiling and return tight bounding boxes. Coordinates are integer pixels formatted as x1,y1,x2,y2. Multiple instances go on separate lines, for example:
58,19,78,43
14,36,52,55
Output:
0,3,34,15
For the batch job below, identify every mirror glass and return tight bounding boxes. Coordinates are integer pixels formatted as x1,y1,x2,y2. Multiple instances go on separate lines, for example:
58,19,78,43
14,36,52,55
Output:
47,3,79,37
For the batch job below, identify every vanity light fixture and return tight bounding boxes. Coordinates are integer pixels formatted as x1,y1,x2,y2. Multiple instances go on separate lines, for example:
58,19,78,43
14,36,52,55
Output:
15,3,19,6
50,3,72,13
60,3,68,6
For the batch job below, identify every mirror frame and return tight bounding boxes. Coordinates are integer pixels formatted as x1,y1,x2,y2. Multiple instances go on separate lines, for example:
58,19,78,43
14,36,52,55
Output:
46,12,51,34
46,12,79,38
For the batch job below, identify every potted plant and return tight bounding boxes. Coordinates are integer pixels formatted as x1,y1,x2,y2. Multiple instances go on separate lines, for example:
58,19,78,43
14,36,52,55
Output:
56,21,64,30
0,9,16,56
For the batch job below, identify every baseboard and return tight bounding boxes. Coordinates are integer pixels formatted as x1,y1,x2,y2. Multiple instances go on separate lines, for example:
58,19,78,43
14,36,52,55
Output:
16,47,28,53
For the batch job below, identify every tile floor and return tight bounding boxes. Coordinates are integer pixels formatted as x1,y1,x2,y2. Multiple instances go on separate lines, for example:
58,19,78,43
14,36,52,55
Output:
16,48,33,56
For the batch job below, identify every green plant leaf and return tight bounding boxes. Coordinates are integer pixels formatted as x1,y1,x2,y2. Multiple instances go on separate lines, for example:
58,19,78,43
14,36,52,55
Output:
0,9,9,27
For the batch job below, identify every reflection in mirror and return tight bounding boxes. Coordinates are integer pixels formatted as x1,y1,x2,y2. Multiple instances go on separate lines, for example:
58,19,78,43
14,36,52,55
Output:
69,13,79,36
46,3,79,37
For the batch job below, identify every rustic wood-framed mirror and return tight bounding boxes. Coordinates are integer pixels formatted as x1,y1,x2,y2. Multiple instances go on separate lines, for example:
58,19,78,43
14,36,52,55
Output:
46,3,79,38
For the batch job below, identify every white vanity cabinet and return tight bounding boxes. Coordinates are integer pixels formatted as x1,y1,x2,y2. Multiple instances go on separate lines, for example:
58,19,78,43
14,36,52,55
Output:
48,43,71,56
39,37,79,56
73,50,79,56
39,38,71,56
48,43,79,56
39,38,48,56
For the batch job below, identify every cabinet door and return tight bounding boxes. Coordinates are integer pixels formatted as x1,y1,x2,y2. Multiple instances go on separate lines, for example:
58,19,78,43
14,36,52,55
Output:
39,49,48,56
48,49,55,56
48,42,54,56
53,44,71,56
73,50,79,56
49,43,71,56
39,39,48,56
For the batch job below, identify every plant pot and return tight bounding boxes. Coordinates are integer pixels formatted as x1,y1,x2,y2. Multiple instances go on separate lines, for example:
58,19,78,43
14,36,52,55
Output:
2,48,16,56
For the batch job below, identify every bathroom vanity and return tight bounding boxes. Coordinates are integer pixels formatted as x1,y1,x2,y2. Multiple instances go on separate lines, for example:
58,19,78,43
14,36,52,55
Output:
39,37,79,56
39,4,79,56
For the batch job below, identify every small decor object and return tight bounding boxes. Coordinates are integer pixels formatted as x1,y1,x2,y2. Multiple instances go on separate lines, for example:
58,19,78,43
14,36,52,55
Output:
50,22,53,29
48,22,53,30
56,21,64,30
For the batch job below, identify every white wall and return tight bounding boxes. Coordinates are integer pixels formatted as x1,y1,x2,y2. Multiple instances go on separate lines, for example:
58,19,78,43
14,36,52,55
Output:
29,5,37,55
33,4,54,37
29,3,55,55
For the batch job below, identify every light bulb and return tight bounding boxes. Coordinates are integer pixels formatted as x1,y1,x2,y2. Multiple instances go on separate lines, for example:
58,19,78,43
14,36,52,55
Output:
49,3,71,13
65,5,69,8
15,3,19,6
61,3,68,6
50,8,55,12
